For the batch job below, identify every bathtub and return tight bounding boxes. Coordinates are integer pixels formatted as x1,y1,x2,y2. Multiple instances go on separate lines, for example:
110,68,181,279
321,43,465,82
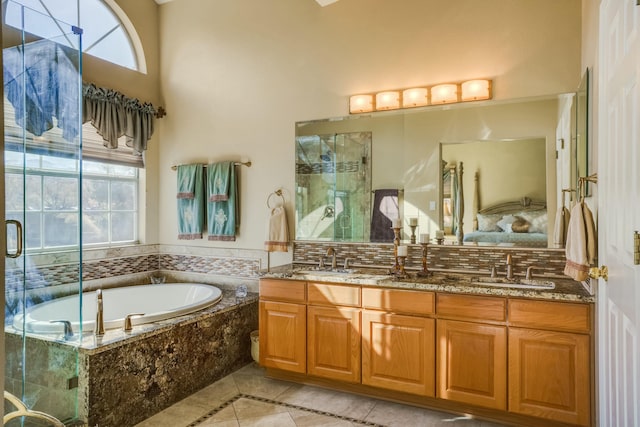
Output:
13,283,223,334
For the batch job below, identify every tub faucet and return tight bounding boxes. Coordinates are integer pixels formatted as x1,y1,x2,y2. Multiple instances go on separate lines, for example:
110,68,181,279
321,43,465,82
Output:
95,289,105,336
326,247,337,269
505,254,514,280
50,320,74,340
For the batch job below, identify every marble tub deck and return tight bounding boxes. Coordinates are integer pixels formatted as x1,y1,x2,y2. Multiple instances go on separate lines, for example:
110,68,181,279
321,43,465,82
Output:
136,363,506,427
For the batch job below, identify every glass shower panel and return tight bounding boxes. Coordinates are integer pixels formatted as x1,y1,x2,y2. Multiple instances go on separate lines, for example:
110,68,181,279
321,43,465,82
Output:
4,2,83,425
295,132,371,242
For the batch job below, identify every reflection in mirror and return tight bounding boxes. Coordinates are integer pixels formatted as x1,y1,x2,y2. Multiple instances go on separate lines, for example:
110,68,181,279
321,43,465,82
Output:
295,132,371,241
442,139,548,247
295,95,568,248
575,68,590,197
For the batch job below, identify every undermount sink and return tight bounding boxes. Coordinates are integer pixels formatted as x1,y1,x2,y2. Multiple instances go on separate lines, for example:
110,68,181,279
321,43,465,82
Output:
292,267,360,275
470,276,556,290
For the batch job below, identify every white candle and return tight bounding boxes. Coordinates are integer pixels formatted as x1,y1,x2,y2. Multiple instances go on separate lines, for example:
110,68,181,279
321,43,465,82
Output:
420,233,430,244
435,230,444,239
397,245,408,256
408,217,418,226
392,218,402,228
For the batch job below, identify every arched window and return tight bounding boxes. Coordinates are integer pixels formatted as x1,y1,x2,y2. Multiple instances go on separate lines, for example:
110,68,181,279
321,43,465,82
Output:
3,0,145,73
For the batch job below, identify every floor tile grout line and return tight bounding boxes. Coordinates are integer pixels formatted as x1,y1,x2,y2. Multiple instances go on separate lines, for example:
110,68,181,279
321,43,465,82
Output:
186,392,388,427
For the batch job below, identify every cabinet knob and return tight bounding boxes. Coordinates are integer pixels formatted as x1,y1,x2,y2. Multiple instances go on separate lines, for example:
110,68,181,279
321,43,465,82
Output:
588,266,608,281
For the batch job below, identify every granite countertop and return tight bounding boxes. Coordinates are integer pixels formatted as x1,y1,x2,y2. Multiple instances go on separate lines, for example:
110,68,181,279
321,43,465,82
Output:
260,264,595,303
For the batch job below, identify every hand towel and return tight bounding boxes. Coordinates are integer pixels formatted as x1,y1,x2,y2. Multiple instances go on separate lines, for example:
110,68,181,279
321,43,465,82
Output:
552,207,571,247
265,206,289,252
207,161,232,201
207,162,238,241
177,164,204,239
177,164,199,199
564,202,597,281
370,189,399,242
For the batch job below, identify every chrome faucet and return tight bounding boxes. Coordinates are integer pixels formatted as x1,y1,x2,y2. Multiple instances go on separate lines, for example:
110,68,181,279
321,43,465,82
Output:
326,247,337,269
505,254,514,280
95,289,105,336
343,257,353,270
525,266,536,280
50,320,74,340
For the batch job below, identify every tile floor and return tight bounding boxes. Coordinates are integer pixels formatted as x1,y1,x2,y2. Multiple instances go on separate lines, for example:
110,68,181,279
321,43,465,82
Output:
135,363,506,427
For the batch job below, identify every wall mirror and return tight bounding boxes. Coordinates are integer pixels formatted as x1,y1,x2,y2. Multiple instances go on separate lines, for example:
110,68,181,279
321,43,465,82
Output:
295,94,572,248
575,68,591,197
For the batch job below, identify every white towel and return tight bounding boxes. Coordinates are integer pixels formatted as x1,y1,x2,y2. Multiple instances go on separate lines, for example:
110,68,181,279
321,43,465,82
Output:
265,206,289,252
564,202,597,281
553,207,571,247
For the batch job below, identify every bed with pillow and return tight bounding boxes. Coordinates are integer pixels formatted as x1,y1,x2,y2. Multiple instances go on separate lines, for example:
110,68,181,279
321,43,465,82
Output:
463,197,548,247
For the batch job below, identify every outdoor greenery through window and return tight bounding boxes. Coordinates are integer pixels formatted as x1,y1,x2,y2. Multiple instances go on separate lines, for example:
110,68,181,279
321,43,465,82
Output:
5,155,138,250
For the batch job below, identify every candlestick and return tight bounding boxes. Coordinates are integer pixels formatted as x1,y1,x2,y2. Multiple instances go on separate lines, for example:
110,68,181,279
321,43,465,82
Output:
409,225,417,244
417,242,431,277
388,227,401,275
396,255,409,279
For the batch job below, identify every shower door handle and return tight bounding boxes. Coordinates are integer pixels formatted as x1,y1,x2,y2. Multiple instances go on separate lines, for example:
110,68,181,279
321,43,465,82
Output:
5,219,23,259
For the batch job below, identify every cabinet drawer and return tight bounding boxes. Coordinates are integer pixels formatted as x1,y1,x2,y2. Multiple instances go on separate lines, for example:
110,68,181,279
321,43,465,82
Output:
437,294,506,322
259,279,306,303
308,283,361,307
362,287,434,315
509,299,592,333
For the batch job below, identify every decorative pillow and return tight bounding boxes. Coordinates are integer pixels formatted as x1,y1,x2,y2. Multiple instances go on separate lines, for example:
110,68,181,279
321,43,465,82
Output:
511,218,530,233
476,213,503,232
497,215,518,232
517,210,548,234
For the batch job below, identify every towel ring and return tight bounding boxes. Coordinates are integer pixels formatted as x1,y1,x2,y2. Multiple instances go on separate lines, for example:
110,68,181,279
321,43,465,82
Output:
267,189,285,208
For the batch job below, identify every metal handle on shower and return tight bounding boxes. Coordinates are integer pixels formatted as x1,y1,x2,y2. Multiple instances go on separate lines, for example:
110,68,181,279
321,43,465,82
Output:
5,220,23,259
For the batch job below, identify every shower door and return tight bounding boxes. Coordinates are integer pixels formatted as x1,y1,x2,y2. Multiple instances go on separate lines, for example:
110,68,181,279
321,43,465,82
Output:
3,2,83,424
295,132,372,242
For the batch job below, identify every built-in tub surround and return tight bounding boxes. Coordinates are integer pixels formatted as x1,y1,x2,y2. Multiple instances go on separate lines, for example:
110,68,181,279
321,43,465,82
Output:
5,289,258,427
293,241,571,279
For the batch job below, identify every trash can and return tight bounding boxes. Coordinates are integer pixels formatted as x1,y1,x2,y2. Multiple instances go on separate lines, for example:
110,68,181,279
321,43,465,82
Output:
250,330,259,363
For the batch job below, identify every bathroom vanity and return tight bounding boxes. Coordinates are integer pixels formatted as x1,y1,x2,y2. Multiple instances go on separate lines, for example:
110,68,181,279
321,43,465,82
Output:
259,269,594,427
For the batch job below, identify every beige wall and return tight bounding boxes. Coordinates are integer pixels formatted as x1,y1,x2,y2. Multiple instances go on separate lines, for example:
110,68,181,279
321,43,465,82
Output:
156,0,580,264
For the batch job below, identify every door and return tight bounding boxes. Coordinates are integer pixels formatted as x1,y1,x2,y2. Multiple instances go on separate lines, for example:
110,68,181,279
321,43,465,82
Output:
597,1,640,425
259,300,307,373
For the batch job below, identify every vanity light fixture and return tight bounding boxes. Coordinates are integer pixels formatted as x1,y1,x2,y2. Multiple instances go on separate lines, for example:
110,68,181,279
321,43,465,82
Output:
348,79,492,114
461,79,492,101
430,83,459,104
375,91,401,110
402,87,429,107
349,94,374,113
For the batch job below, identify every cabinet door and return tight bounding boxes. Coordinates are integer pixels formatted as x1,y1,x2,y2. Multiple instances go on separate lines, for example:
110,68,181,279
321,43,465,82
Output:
509,328,590,426
362,311,435,397
437,319,507,410
307,305,361,383
259,301,306,373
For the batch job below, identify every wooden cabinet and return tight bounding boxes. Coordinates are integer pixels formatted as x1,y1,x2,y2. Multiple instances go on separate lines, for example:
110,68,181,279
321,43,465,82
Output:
362,310,435,397
361,288,436,397
508,299,592,426
307,283,361,382
436,294,507,410
259,279,307,373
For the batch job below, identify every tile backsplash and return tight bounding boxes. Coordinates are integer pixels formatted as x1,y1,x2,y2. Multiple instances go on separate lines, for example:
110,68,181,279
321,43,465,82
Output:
293,241,568,278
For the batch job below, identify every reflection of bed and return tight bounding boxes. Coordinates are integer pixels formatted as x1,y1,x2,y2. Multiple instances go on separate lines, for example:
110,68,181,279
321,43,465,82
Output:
464,197,548,247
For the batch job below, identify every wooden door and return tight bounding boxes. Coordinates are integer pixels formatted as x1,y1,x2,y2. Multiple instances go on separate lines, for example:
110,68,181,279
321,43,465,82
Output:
362,310,435,397
436,319,507,410
509,328,590,426
598,1,640,425
259,301,306,373
307,305,361,383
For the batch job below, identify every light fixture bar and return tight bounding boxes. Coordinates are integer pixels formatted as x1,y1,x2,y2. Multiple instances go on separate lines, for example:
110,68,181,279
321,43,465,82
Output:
349,79,492,114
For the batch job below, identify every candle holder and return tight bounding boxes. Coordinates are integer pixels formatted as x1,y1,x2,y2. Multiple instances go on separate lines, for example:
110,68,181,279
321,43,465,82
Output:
409,225,417,244
417,242,431,277
396,255,409,279
436,237,444,245
388,227,401,275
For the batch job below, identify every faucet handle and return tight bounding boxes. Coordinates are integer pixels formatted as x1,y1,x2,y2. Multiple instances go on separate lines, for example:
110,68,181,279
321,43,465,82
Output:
123,313,145,332
490,265,497,278
343,258,353,269
525,266,535,280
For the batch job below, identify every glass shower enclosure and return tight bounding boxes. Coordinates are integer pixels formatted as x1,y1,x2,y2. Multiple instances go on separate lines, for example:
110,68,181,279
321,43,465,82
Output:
3,2,83,424
295,132,372,242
